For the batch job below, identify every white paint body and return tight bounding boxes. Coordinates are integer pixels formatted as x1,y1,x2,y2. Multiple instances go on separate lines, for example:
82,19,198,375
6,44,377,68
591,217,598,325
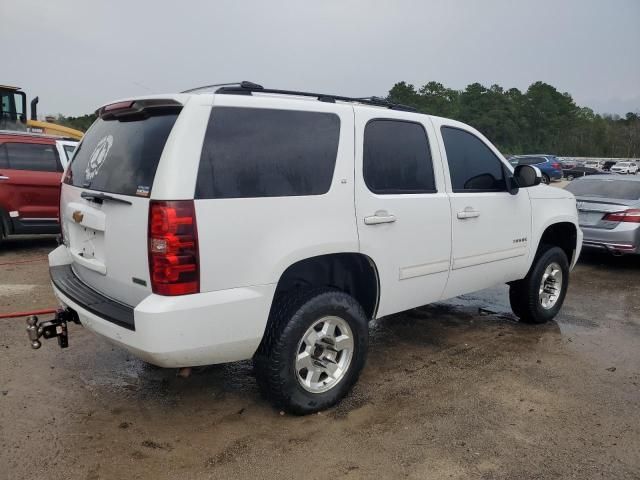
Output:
50,92,582,367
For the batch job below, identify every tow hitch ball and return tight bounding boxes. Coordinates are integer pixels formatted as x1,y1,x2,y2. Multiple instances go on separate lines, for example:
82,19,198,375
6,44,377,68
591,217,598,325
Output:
26,309,79,349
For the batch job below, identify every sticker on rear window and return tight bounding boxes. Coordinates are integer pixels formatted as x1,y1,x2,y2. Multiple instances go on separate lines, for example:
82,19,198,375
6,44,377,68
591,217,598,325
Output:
85,134,113,182
136,185,150,197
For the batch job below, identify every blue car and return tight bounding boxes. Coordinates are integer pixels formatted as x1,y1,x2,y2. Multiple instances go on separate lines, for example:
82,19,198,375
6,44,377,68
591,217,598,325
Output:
508,155,563,184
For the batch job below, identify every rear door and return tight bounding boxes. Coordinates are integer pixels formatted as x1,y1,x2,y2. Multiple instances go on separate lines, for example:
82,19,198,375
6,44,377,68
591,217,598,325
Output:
354,110,451,317
0,140,62,230
60,101,182,306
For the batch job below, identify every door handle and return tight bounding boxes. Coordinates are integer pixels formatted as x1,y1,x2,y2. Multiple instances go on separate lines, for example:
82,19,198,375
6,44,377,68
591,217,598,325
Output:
457,207,480,219
364,210,396,225
0,175,9,180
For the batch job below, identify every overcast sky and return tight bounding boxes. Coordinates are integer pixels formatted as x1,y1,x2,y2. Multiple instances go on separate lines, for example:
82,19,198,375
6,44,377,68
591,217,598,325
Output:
2,0,639,117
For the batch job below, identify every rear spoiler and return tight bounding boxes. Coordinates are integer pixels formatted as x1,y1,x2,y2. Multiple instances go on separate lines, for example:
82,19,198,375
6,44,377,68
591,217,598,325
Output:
96,99,182,120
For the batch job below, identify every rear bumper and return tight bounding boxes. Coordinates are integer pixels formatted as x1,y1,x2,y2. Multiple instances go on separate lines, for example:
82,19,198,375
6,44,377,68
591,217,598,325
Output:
580,224,640,255
48,246,276,367
582,240,638,254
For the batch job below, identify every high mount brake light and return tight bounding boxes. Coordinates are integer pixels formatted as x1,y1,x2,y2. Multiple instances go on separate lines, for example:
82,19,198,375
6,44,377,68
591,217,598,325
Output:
148,201,200,296
103,101,135,112
603,209,640,223
98,99,182,118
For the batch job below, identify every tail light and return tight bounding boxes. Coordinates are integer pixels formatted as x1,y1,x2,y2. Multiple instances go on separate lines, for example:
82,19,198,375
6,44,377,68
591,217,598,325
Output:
148,200,199,295
603,209,640,223
552,162,561,170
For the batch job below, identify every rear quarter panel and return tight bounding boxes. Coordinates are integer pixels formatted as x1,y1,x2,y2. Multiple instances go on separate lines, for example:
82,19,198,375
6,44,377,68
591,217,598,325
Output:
170,95,359,292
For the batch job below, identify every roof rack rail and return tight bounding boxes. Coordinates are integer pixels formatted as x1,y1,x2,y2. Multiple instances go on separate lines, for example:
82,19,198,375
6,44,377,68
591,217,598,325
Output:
214,82,417,112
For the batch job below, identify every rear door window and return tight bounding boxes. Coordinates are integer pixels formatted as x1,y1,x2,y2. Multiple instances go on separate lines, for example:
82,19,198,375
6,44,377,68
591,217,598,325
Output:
441,127,506,192
196,107,340,198
64,113,179,196
363,119,436,194
4,142,60,172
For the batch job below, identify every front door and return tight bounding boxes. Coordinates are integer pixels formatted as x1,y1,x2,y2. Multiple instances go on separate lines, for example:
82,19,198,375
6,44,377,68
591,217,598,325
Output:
355,110,451,318
434,123,531,299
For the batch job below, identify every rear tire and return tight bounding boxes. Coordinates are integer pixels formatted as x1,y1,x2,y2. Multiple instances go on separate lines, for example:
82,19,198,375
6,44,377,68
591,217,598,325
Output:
509,245,569,324
542,173,550,185
254,289,369,414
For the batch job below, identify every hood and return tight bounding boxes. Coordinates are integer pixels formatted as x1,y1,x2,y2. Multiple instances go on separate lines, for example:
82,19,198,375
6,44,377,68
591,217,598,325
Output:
527,184,575,200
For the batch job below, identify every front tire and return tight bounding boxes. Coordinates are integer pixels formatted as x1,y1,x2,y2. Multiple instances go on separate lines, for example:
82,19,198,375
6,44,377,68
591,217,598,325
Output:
509,246,569,324
254,289,369,414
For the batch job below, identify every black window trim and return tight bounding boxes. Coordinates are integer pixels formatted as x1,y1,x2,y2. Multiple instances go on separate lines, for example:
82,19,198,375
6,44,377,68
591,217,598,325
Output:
440,125,510,194
363,118,438,196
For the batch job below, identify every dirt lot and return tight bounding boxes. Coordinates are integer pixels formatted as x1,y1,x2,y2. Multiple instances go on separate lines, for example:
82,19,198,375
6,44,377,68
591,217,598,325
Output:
1,236,638,480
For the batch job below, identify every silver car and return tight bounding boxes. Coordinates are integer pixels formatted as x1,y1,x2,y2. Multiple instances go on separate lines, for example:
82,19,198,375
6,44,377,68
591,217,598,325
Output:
565,175,640,255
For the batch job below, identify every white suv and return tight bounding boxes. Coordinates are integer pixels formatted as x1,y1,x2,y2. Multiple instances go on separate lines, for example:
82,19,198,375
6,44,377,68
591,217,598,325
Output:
48,82,582,414
610,161,638,175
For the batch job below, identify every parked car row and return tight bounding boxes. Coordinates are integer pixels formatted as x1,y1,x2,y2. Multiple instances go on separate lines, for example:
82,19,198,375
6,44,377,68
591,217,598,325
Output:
559,158,638,179
0,130,77,240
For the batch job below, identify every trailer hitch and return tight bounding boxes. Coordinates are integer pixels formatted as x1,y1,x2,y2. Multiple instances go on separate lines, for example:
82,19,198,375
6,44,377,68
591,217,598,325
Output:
25,309,79,349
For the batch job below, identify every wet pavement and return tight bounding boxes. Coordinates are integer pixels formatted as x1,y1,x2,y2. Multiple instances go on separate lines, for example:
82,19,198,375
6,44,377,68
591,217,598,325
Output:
1,236,639,479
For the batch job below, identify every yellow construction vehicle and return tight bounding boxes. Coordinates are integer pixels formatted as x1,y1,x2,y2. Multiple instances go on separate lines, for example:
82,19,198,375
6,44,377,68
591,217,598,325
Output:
0,84,83,140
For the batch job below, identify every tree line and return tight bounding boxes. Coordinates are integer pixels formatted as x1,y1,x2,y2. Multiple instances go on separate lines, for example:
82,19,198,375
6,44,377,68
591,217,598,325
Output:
54,81,640,158
388,81,640,158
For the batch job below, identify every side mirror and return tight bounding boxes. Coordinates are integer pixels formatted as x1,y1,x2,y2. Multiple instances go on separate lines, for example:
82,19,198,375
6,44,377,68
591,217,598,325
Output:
514,165,542,188
503,165,520,195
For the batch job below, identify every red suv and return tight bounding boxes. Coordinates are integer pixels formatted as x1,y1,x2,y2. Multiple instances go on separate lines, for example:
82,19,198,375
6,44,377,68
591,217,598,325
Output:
0,131,76,240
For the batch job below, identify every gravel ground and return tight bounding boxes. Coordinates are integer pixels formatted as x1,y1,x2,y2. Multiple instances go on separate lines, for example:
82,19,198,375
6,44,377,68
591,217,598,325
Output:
0,235,639,480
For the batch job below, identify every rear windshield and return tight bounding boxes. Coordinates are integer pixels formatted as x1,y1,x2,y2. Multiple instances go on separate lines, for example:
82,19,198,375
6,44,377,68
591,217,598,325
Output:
565,178,640,200
64,113,179,196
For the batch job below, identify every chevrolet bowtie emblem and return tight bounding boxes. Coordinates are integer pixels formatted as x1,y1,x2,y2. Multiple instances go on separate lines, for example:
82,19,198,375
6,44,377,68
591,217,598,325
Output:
72,211,84,223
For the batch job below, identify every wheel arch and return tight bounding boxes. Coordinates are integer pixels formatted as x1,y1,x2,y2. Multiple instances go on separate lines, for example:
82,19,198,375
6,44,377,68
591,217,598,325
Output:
269,252,380,321
532,221,578,267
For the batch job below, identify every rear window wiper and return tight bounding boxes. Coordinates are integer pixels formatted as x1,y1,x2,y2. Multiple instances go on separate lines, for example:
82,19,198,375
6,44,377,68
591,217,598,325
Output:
81,192,132,205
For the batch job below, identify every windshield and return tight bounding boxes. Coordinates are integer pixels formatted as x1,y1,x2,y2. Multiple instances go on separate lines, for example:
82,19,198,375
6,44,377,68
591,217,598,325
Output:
615,162,630,167
565,178,640,200
64,112,179,196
